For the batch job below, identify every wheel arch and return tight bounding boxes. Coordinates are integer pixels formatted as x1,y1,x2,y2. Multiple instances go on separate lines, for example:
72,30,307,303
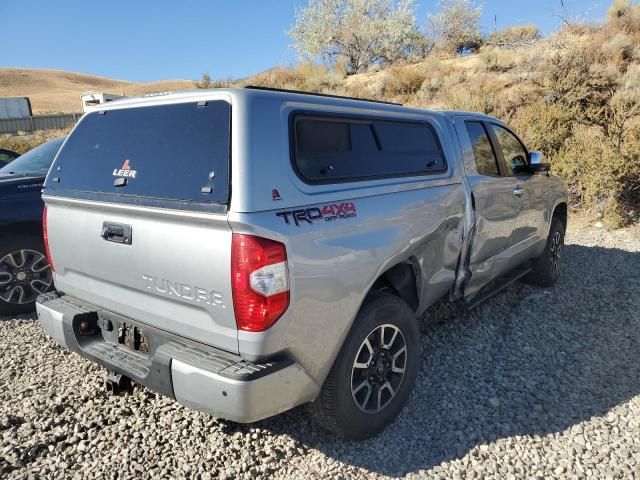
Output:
0,221,43,243
552,202,568,232
365,258,422,313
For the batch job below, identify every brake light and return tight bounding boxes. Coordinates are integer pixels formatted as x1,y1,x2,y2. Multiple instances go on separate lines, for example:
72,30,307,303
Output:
42,206,55,272
231,234,289,332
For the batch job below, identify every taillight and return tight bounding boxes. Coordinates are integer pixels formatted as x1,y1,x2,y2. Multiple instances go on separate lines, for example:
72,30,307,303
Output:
42,206,55,272
231,234,289,332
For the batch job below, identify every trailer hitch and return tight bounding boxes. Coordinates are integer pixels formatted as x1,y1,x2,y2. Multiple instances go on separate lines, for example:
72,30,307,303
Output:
104,370,134,395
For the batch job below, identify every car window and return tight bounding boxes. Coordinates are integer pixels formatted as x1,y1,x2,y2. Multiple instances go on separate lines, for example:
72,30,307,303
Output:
46,102,231,206
0,151,15,165
0,149,19,165
465,121,499,176
293,115,446,183
490,124,528,176
0,138,64,176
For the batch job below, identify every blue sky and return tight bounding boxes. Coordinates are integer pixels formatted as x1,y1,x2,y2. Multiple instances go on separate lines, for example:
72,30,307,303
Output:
2,0,610,82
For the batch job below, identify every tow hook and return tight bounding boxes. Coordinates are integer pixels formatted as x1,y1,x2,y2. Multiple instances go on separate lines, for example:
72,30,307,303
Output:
105,370,134,395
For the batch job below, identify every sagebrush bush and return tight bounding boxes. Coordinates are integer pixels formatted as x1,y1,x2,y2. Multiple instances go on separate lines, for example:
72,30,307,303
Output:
244,67,307,90
601,32,635,62
487,25,540,48
478,47,517,72
0,128,71,154
244,64,343,94
552,125,640,226
607,0,640,35
434,79,506,117
382,65,426,99
511,101,574,156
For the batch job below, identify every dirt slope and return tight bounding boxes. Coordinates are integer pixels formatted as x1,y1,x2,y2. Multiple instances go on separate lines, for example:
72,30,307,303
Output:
0,68,195,114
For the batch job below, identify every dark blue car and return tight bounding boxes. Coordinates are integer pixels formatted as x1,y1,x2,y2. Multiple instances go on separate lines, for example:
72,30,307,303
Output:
0,137,65,315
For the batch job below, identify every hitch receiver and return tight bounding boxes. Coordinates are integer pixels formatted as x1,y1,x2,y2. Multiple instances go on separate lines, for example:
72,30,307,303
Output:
105,370,134,395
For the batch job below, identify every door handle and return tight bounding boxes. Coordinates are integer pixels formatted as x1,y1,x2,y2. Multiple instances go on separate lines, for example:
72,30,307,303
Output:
513,187,524,198
101,222,132,245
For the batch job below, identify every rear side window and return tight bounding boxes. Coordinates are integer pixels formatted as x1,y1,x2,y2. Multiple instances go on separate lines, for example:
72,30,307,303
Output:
292,115,446,183
45,101,230,207
465,121,499,176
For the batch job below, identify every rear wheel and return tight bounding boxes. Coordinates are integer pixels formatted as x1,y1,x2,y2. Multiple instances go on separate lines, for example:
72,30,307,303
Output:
309,292,421,440
0,235,53,316
524,218,564,287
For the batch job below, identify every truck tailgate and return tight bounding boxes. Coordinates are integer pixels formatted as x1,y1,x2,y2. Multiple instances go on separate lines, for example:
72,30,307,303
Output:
45,198,238,352
42,99,237,352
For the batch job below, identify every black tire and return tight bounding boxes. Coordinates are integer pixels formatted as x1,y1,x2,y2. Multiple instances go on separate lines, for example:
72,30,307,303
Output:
309,292,421,440
524,218,565,287
0,235,53,316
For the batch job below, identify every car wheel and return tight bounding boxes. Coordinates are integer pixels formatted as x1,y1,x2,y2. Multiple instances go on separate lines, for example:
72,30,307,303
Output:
309,292,421,440
524,217,565,287
0,235,53,316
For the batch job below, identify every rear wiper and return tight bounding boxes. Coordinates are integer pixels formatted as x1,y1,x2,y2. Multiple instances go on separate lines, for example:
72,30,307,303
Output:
4,171,42,177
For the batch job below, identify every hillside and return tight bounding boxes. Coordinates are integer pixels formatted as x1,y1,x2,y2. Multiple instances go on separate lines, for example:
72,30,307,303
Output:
1,1,639,228
0,68,194,114
243,17,640,229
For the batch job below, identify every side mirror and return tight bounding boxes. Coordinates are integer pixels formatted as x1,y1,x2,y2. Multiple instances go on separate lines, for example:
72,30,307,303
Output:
529,151,550,172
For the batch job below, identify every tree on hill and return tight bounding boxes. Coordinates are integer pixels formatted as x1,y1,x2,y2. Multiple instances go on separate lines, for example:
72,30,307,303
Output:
289,0,429,74
427,0,483,54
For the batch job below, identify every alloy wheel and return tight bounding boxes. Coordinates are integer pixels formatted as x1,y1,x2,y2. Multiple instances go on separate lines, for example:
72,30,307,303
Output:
350,324,408,414
549,231,562,275
0,249,52,305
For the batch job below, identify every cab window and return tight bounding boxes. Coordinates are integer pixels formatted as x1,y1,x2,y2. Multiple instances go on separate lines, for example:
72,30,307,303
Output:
490,125,528,175
465,121,499,176
292,115,447,183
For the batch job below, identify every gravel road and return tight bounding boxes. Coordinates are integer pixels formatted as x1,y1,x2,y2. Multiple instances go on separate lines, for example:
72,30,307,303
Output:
1,222,639,479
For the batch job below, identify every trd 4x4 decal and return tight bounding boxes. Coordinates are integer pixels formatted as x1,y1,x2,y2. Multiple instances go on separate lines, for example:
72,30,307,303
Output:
276,202,357,226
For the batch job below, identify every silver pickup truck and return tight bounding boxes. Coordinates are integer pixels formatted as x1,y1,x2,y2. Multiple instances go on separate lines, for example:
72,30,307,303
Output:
37,87,568,439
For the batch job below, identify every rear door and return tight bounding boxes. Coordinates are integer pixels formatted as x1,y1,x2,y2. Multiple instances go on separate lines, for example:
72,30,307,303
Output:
43,100,239,353
454,118,518,294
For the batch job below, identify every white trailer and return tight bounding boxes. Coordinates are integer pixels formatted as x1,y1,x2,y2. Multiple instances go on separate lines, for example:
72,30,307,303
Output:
81,91,127,112
0,97,33,119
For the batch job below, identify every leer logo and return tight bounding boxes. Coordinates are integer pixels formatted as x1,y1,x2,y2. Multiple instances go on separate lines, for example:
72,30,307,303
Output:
112,159,137,178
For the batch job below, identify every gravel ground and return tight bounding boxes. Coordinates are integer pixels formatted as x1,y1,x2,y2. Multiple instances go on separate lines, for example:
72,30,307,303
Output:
1,222,639,479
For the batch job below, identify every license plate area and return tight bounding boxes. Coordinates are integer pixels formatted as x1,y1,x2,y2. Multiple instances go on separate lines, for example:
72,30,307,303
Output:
117,322,150,354
97,313,151,355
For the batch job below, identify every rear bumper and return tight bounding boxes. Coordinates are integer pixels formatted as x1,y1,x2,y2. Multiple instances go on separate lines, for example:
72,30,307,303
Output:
36,293,317,423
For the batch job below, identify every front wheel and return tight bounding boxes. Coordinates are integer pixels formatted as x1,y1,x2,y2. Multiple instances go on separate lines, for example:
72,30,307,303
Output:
524,218,565,287
309,292,421,440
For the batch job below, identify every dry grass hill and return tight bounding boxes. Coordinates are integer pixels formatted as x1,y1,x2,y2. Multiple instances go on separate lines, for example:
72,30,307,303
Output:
0,68,194,114
1,0,639,228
